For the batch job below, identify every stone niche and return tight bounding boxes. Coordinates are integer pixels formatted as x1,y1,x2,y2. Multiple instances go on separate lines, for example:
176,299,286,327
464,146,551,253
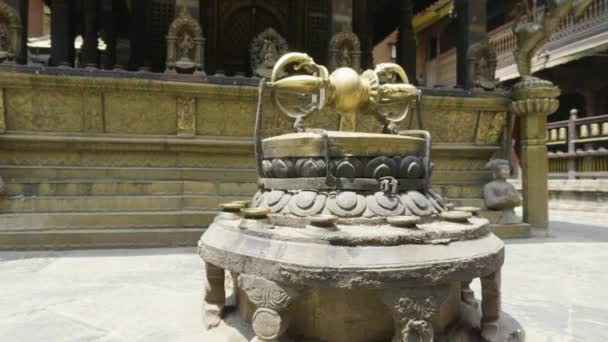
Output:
165,6,205,74
328,25,361,72
0,0,21,64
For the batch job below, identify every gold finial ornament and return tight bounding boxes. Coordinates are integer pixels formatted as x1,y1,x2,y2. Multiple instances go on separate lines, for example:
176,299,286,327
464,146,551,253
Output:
268,52,418,132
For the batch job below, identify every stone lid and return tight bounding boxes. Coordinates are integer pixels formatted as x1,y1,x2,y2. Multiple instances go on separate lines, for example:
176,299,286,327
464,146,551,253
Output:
262,131,425,158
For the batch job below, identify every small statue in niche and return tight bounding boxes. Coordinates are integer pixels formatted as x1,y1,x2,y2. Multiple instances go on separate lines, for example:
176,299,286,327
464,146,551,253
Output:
178,31,194,64
483,159,522,225
250,28,287,78
328,24,361,72
0,24,8,59
0,0,22,64
165,6,205,74
339,46,351,68
466,37,498,90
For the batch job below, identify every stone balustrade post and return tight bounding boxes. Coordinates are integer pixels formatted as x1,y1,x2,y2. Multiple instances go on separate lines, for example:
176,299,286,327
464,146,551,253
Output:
567,109,578,179
511,77,560,230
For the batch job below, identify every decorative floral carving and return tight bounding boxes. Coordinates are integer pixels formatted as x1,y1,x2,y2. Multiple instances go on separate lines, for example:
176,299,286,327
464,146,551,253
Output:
366,191,405,216
382,288,449,342
238,275,300,342
263,155,428,180
254,189,446,218
289,191,326,216
326,191,366,217
365,156,397,179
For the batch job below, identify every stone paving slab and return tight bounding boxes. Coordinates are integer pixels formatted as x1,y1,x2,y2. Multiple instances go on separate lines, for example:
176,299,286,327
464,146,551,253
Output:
0,212,607,341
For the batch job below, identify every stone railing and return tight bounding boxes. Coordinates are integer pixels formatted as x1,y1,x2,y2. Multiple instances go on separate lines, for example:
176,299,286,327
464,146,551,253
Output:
547,110,608,178
488,0,608,72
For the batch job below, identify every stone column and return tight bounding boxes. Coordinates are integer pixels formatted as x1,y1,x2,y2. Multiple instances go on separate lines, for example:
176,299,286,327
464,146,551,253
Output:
455,0,487,88
50,0,72,67
397,0,416,83
511,77,560,230
481,270,501,342
203,262,226,329
82,0,99,68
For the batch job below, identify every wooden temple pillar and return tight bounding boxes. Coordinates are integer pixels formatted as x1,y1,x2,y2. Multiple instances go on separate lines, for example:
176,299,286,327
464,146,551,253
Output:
101,0,117,69
396,0,416,84
129,0,151,71
352,0,374,70
5,0,28,64
50,0,74,67
81,0,99,68
455,0,487,88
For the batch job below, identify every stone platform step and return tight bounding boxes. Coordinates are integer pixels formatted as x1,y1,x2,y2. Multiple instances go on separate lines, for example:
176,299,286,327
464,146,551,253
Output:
0,210,216,231
0,166,257,181
3,180,258,197
0,227,206,250
0,195,248,213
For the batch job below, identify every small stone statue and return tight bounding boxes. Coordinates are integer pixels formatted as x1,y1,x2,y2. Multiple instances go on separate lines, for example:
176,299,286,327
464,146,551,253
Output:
165,6,205,74
0,25,8,59
0,0,22,64
328,24,361,72
178,32,194,63
466,37,498,90
483,159,522,225
250,28,287,78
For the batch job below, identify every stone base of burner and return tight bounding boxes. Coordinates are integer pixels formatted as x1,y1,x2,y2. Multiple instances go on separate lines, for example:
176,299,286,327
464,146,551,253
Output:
202,304,525,342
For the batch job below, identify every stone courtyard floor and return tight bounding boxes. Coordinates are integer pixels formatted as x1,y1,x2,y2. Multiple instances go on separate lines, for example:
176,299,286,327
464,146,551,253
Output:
0,211,607,342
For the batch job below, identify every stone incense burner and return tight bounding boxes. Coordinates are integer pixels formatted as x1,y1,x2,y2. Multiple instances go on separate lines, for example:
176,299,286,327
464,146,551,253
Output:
199,53,524,342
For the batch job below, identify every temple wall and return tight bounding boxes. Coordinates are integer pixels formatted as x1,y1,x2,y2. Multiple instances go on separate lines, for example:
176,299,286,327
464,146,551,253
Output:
0,72,511,248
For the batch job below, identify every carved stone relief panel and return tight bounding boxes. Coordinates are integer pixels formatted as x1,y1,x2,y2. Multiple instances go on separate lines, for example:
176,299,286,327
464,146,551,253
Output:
177,97,196,136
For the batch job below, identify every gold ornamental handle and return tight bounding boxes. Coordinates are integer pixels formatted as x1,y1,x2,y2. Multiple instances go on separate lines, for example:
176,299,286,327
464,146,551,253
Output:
267,52,418,131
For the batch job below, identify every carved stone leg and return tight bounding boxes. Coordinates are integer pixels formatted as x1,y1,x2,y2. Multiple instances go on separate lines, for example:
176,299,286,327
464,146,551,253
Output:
238,275,300,342
204,262,226,329
382,286,449,342
461,280,478,308
481,270,501,342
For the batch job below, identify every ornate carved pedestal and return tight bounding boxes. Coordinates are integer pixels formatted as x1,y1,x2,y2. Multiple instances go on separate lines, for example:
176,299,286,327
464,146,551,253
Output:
198,53,524,342
511,77,560,230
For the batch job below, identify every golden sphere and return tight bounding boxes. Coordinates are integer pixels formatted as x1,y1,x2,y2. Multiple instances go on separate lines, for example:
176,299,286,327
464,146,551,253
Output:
329,67,365,113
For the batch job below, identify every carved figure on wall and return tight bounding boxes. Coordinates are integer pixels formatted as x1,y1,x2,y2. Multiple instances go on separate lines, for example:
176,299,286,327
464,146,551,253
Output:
329,24,361,72
0,0,22,64
483,159,522,225
177,97,196,136
250,28,287,78
512,0,593,77
466,37,498,90
165,6,205,74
